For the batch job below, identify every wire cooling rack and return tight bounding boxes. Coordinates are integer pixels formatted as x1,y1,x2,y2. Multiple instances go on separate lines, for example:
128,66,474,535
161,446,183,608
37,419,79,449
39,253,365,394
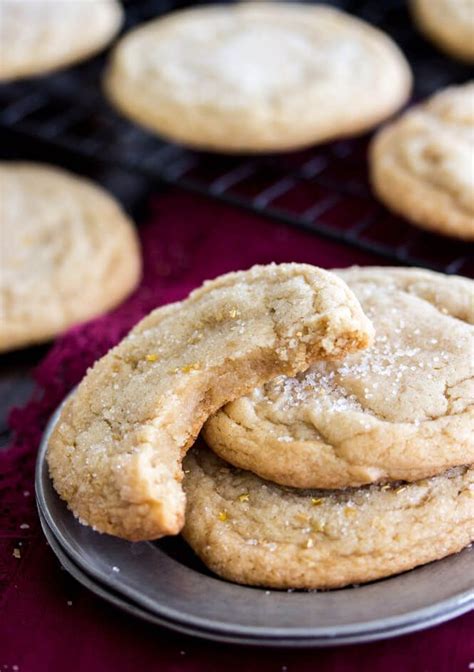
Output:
0,0,472,276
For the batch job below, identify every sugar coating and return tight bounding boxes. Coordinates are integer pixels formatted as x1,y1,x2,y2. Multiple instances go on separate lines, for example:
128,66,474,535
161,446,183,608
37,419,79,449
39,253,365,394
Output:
0,162,141,353
104,3,411,152
0,0,123,81
370,83,474,240
204,267,474,488
47,263,373,541
183,446,474,589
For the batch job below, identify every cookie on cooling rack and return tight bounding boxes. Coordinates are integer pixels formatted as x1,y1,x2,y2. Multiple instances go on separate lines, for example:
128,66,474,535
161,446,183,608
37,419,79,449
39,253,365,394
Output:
204,267,474,489
46,263,374,541
182,445,474,589
370,83,474,240
411,0,474,63
0,0,123,81
0,162,141,352
104,3,411,152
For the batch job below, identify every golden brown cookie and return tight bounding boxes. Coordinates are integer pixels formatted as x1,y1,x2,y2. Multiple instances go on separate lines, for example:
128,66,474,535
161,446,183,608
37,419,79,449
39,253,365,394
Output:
104,3,411,152
47,263,374,541
0,0,123,81
204,267,474,489
0,162,141,352
370,83,474,240
183,445,474,589
412,0,474,63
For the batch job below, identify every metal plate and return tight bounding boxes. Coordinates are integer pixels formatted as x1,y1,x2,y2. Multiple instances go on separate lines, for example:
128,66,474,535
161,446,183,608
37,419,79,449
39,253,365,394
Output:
38,509,179,628
36,403,474,646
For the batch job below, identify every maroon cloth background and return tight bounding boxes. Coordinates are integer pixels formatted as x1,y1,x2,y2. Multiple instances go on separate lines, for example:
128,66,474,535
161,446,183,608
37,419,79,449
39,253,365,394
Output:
1,190,473,672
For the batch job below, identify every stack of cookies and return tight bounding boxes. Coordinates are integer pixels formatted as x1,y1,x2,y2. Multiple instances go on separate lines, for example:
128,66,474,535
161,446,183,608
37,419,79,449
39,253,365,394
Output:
46,263,474,590
2,0,472,591
191,266,474,588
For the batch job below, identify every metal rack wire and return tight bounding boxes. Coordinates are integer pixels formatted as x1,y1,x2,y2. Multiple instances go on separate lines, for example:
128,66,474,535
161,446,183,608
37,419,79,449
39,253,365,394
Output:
1,0,472,275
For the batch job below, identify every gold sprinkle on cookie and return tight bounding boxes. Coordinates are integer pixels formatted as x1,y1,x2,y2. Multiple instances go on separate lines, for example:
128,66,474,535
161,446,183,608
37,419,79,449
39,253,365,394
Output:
174,362,202,374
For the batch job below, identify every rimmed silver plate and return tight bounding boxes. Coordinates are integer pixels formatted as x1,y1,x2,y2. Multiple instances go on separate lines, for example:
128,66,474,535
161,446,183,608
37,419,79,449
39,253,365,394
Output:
36,402,474,646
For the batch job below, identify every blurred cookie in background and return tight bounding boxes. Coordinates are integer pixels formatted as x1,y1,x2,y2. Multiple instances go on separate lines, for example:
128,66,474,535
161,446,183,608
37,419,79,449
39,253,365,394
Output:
104,3,412,153
0,0,123,81
370,82,474,240
411,0,474,63
0,162,141,352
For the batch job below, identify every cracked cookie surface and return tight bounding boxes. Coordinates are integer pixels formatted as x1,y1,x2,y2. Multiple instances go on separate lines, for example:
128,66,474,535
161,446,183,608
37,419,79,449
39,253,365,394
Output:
183,445,474,589
46,263,373,541
0,162,141,352
370,83,474,240
104,3,411,152
204,267,474,488
0,0,123,81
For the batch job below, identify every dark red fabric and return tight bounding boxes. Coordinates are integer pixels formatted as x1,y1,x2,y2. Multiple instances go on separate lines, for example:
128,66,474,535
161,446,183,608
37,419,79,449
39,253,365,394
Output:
1,190,472,672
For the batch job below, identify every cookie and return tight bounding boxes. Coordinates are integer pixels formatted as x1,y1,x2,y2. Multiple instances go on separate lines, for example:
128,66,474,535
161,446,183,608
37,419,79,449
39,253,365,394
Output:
370,83,474,241
0,0,123,81
47,263,374,541
104,4,411,153
204,267,474,489
411,0,474,63
0,162,141,352
182,445,474,589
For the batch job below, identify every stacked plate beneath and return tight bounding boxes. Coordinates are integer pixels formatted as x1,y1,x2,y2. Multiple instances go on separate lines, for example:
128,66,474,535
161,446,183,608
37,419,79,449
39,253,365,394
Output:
36,403,474,647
